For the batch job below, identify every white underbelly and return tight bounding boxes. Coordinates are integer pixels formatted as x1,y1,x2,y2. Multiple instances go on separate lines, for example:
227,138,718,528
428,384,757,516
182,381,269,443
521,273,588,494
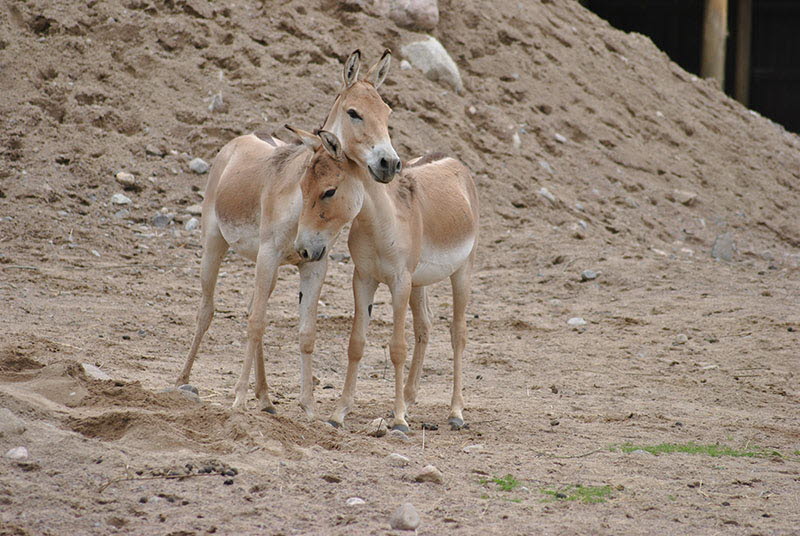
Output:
412,236,474,287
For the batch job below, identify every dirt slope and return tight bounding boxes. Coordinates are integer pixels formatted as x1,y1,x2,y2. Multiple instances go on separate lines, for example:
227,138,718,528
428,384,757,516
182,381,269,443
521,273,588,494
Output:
1,0,799,535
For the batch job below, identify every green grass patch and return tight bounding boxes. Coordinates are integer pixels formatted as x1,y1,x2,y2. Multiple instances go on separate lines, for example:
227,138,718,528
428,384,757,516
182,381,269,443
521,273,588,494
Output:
479,474,522,492
541,485,613,504
614,442,781,458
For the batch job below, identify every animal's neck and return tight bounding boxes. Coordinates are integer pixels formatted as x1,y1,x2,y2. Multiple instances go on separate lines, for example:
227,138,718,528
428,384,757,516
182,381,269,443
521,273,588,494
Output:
355,178,405,243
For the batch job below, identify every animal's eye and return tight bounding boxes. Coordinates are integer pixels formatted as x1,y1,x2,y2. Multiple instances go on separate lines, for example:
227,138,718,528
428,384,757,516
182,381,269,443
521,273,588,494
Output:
347,109,362,120
321,188,337,199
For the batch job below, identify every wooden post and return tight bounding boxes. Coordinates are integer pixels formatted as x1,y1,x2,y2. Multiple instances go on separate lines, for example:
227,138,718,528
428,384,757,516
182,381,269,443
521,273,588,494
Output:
701,0,728,89
734,0,752,104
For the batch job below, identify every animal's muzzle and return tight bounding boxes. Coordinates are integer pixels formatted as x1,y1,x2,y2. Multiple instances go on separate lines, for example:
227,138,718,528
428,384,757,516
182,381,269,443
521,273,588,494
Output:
369,156,402,184
298,245,327,263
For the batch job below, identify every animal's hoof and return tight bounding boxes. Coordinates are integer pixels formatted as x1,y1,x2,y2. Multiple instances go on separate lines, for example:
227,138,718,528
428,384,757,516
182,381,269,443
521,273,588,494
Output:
262,406,277,414
448,417,466,430
327,420,342,428
178,384,199,396
391,424,410,433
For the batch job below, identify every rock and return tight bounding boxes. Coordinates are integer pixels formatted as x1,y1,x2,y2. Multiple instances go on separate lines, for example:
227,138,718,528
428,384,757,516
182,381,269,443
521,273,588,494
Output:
512,131,521,149
208,92,226,113
414,465,443,484
567,317,587,326
346,497,366,506
0,409,26,437
113,209,130,219
674,333,689,345
399,59,412,70
580,269,599,281
539,160,554,173
388,429,410,442
462,443,484,453
111,193,132,205
115,171,138,191
178,384,199,395
538,187,557,204
82,363,112,381
152,213,173,228
389,0,439,30
672,189,698,206
554,133,567,143
5,446,28,460
184,217,200,231
145,144,165,157
189,157,210,174
185,204,203,216
389,503,421,531
711,232,735,262
364,418,389,437
387,453,411,466
401,37,463,93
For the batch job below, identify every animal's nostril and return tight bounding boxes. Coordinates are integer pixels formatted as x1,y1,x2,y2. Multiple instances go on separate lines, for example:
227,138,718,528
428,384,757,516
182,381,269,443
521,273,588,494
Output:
395,160,402,172
301,249,309,259
380,157,388,169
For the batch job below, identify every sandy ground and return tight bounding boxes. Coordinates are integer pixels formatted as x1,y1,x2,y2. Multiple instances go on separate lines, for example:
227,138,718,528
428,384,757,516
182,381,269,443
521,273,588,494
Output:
1,0,800,534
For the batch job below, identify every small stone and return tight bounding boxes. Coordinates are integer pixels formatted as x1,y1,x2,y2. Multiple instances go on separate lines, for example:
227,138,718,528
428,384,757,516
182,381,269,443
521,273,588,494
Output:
630,449,653,456
113,209,130,220
0,409,26,437
115,172,138,191
414,465,443,484
567,317,587,326
512,132,521,149
399,59,412,71
111,193,132,205
5,446,28,460
145,144,165,157
387,453,411,466
580,270,599,281
184,217,200,231
389,503,421,531
178,384,199,395
346,497,366,506
554,133,567,143
152,213,173,228
185,204,203,216
674,333,689,345
462,443,483,453
711,232,735,262
538,187,557,204
388,429,410,442
539,160,554,173
365,418,389,437
672,189,697,206
189,158,210,174
467,105,477,115
208,93,226,113
82,363,112,381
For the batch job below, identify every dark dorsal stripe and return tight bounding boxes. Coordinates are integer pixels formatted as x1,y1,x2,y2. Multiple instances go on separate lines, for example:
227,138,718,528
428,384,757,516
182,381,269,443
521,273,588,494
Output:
405,152,448,169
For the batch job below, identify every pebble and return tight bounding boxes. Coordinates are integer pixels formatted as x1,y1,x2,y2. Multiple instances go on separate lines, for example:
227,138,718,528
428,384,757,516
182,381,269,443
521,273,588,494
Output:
115,171,137,190
185,204,203,216
365,418,389,437
189,158,210,174
388,429,410,442
554,133,567,143
580,269,599,281
538,187,557,204
145,144,165,157
5,446,29,460
672,189,698,206
674,333,689,345
539,160,554,173
0,409,26,437
414,465,443,484
82,363,112,381
512,131,521,148
152,213,173,228
184,217,200,231
567,317,587,326
208,93,225,113
111,193,132,205
462,443,484,453
387,453,411,466
113,209,130,219
711,232,735,262
389,503,421,531
346,497,366,506
399,59,412,71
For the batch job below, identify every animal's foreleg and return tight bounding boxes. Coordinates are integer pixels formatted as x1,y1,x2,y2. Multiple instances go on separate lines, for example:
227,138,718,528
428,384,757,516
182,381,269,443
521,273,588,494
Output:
388,277,412,432
297,258,328,419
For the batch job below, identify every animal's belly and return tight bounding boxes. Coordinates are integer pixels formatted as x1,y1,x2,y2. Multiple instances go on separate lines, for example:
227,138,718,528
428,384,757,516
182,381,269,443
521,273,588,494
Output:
411,237,475,287
219,221,260,261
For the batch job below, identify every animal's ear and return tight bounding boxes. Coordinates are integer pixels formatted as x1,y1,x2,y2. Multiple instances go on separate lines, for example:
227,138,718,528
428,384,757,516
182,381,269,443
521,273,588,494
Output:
342,49,361,89
365,49,391,89
285,124,320,150
317,130,345,161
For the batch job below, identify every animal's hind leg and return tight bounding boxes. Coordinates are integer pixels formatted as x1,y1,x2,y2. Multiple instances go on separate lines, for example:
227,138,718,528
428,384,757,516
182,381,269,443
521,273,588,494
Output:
176,225,228,386
448,262,472,430
404,286,431,409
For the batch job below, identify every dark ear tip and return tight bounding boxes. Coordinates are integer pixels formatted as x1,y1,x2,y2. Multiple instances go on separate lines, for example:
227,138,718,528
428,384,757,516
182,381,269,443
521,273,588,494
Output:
382,48,391,57
353,49,361,58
